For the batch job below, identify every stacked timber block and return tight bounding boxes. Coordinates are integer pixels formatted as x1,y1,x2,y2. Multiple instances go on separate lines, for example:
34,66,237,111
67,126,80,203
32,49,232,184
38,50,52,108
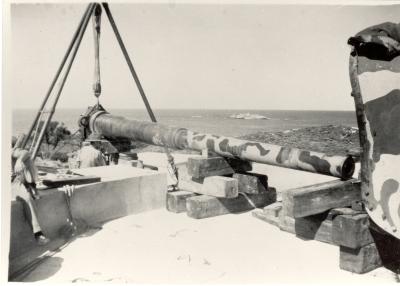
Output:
252,179,400,274
167,155,276,219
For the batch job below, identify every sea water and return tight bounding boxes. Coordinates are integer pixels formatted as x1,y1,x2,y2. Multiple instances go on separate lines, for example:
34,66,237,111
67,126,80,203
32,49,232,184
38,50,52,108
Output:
12,109,357,138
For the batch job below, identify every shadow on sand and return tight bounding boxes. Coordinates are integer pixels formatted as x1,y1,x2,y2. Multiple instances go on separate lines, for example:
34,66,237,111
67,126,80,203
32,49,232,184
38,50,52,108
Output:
9,218,105,282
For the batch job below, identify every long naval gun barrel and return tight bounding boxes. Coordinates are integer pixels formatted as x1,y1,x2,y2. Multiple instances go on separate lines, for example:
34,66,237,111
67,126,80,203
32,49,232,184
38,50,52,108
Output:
85,109,355,179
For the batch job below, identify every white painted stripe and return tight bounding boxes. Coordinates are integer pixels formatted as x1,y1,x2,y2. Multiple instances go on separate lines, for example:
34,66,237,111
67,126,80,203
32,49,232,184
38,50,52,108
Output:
358,56,400,74
359,70,400,103
368,154,400,239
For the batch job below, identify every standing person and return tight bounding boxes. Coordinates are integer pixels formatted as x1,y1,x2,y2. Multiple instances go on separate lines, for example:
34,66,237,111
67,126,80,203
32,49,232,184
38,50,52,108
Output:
99,139,118,165
76,133,106,168
110,153,119,165
11,146,50,245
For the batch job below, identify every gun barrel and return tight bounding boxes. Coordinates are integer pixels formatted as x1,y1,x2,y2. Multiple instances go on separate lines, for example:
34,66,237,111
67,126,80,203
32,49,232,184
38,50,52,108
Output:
89,111,355,179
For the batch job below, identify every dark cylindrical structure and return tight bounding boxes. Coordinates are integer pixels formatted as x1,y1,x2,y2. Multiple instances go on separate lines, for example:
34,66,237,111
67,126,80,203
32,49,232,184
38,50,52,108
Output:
88,111,355,179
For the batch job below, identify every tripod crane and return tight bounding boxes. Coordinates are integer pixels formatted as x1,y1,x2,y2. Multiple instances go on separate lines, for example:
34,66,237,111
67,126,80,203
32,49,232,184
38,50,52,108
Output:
22,2,179,189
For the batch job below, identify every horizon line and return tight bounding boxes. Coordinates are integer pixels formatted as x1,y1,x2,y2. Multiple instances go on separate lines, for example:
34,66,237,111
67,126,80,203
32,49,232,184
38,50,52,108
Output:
11,107,356,112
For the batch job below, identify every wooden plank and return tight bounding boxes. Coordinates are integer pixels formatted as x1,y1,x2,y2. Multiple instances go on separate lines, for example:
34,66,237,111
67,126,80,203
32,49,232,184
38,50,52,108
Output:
339,244,382,274
338,210,400,274
252,202,282,227
281,208,360,242
233,173,268,194
281,179,361,218
263,201,283,218
280,208,362,245
279,212,335,244
36,164,59,174
187,157,252,179
179,176,238,198
186,189,276,219
42,175,101,188
201,176,238,198
178,179,203,194
332,213,373,249
254,206,365,246
166,191,200,213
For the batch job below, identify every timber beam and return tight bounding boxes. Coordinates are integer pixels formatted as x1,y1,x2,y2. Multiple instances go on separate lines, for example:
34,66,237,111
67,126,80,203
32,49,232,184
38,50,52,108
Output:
281,179,361,218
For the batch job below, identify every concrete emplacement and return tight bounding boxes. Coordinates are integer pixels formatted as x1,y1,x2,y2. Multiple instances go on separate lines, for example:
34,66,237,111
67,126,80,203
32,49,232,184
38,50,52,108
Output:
8,163,167,279
8,153,397,283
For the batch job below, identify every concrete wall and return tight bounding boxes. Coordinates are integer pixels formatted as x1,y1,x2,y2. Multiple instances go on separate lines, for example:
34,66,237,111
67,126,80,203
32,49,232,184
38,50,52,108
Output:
9,201,38,259
9,165,167,278
70,173,167,225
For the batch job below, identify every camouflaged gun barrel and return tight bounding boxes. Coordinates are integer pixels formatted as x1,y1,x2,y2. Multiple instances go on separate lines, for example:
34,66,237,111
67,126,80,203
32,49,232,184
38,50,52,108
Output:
89,111,355,179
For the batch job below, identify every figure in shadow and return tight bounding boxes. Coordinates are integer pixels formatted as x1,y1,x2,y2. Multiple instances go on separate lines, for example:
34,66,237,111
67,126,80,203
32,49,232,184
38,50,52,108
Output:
11,136,50,245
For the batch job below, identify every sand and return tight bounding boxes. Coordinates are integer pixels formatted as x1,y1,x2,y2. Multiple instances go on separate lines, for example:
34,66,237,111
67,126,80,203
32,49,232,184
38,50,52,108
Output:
18,209,397,283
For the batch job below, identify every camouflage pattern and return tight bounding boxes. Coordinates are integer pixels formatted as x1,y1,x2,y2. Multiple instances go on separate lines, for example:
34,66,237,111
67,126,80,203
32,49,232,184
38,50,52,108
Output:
348,22,400,61
350,52,400,239
87,112,355,180
185,131,354,179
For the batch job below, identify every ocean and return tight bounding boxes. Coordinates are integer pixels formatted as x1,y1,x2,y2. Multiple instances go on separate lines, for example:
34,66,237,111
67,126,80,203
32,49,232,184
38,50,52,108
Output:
12,109,357,138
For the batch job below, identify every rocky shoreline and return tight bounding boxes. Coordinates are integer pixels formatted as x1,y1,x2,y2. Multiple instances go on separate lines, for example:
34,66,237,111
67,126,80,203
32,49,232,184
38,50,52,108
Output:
132,124,361,157
239,125,360,157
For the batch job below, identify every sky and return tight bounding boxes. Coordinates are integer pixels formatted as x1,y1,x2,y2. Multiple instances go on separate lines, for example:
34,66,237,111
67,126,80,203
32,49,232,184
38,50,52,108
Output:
7,2,400,110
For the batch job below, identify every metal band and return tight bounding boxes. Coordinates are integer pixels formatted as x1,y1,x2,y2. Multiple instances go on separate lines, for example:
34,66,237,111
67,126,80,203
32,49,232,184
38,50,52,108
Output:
89,110,107,134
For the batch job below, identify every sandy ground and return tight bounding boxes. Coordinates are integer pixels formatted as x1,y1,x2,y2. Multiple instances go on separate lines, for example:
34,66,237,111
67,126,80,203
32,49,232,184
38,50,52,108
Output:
19,209,397,284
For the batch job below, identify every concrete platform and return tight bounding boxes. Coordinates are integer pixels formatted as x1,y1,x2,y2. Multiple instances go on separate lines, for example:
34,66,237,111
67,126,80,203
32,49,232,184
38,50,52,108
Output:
16,209,398,283
69,165,167,225
8,165,167,278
